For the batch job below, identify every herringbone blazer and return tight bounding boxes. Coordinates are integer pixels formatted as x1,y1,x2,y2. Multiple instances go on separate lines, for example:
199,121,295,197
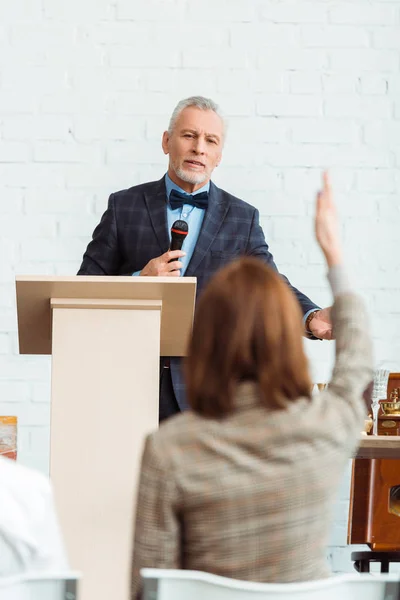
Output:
78,177,318,410
131,292,373,597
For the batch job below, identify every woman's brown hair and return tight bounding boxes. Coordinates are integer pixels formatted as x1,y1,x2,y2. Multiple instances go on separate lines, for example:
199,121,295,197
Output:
185,257,312,418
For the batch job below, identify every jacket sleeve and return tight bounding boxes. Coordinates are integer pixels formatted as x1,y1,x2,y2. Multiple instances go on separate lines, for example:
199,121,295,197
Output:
131,434,180,600
246,208,320,317
77,194,121,275
318,292,374,447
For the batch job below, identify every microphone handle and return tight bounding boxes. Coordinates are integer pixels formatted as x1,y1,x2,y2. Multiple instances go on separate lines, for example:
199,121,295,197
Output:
169,234,186,263
170,236,185,252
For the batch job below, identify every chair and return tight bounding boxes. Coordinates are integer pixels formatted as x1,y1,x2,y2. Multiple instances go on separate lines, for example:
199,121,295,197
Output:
0,572,80,600
141,569,400,600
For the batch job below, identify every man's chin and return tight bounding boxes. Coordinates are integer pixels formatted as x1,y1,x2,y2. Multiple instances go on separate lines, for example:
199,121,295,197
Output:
175,167,208,186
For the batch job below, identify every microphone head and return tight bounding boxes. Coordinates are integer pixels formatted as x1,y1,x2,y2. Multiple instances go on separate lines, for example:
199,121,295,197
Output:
170,220,189,252
171,220,189,235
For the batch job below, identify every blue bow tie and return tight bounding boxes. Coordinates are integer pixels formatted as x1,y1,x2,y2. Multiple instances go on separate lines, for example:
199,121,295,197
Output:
169,189,209,210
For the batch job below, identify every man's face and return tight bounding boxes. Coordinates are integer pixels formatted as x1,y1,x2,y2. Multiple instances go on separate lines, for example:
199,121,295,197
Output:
162,106,223,192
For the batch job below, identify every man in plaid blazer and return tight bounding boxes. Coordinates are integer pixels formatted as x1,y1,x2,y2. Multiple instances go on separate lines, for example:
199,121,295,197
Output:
78,96,332,420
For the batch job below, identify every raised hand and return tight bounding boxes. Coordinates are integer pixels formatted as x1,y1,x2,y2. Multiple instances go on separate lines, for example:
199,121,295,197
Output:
315,171,343,268
307,171,344,340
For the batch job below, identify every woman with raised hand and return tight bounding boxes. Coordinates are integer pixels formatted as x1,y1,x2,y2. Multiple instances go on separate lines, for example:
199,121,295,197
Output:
131,172,373,598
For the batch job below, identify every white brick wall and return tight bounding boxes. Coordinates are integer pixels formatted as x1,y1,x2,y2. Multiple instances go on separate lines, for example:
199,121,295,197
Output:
0,0,399,574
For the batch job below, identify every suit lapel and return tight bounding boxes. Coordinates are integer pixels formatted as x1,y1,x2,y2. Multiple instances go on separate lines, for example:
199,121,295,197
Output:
185,182,230,276
144,178,170,254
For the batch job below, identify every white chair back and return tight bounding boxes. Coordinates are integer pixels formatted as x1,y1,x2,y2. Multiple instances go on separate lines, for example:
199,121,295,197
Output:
141,569,400,600
0,572,79,600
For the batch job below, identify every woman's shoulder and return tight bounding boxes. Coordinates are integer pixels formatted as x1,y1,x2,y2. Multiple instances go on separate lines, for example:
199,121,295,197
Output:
144,411,207,461
151,411,202,442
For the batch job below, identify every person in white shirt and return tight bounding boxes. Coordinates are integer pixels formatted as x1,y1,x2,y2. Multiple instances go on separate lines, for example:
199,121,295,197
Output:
0,456,68,576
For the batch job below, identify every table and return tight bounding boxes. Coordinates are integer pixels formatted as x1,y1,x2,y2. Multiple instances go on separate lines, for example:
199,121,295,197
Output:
355,435,400,459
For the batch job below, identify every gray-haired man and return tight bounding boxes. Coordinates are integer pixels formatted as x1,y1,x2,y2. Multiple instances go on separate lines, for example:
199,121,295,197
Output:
78,96,331,420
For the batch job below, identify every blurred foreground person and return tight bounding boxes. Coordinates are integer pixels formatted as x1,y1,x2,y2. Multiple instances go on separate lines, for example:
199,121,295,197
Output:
0,456,68,576
131,173,373,597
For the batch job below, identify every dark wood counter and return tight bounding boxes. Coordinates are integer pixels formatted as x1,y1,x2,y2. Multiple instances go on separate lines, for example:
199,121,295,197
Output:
355,435,400,459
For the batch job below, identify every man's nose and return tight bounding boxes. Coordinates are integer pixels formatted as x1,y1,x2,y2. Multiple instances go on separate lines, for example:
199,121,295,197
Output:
192,137,206,154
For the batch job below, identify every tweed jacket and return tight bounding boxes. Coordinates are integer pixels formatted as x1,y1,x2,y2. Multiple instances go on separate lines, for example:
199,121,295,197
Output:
78,177,319,411
131,291,373,596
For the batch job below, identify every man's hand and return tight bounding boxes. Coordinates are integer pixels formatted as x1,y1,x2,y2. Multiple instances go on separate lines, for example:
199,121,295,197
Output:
140,250,186,277
309,307,334,340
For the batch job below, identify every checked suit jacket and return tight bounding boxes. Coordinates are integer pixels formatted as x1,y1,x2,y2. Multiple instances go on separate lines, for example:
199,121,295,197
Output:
77,176,319,411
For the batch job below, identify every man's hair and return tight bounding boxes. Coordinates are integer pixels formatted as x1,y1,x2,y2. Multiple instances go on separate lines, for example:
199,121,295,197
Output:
168,95,225,137
185,257,312,418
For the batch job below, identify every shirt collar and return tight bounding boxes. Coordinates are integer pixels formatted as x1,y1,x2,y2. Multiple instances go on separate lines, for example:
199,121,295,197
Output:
165,173,210,200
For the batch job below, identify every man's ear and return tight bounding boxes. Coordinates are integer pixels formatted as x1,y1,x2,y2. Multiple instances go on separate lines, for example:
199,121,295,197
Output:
162,131,169,155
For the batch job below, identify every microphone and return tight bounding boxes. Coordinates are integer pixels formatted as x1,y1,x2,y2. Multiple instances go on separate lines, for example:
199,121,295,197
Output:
170,220,189,252
169,220,188,265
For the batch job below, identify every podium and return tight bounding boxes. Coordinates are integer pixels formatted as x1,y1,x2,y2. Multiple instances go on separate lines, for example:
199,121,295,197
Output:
16,275,196,600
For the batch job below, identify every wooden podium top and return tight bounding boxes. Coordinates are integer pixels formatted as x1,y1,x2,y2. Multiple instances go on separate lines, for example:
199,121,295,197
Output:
355,436,400,459
16,275,196,356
